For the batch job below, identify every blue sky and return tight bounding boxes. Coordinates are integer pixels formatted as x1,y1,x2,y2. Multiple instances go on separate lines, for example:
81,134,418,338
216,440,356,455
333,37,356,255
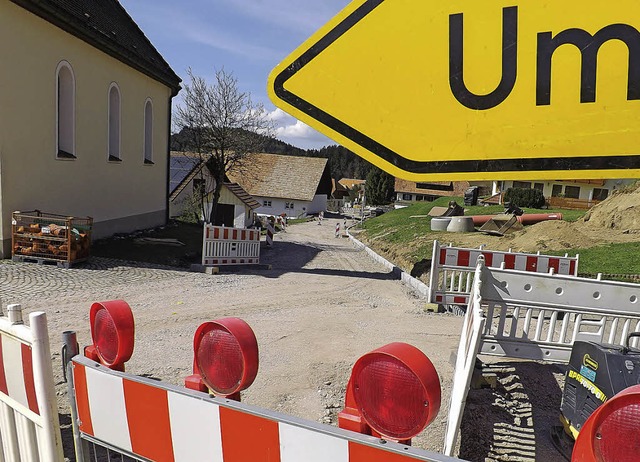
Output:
120,0,350,150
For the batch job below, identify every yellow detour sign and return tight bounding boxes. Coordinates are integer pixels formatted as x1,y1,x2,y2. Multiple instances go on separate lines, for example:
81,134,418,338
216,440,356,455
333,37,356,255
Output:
268,0,640,181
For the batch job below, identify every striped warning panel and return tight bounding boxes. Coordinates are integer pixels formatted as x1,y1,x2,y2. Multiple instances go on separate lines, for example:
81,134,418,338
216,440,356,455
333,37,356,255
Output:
73,359,457,462
434,294,470,305
0,332,39,415
266,223,275,246
439,247,578,275
204,226,260,242
202,224,262,266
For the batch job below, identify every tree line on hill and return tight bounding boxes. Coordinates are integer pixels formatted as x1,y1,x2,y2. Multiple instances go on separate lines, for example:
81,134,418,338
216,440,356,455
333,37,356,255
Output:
172,128,395,204
172,127,396,204
172,127,376,181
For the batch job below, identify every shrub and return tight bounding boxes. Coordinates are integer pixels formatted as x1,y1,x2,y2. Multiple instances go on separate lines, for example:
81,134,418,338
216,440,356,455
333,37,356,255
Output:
503,188,546,208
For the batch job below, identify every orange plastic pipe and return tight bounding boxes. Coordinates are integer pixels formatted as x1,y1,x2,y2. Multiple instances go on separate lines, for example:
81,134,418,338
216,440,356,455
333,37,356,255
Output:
516,213,563,225
468,213,563,226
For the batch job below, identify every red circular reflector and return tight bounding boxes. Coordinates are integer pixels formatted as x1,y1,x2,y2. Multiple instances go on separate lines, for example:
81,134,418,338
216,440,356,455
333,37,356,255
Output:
93,309,119,364
89,300,134,368
352,343,441,440
594,399,640,462
572,385,640,462
193,318,258,396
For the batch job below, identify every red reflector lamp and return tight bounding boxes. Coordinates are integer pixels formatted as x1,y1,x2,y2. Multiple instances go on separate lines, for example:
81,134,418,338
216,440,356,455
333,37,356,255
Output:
185,318,258,401
84,300,134,371
572,384,640,462
338,342,441,444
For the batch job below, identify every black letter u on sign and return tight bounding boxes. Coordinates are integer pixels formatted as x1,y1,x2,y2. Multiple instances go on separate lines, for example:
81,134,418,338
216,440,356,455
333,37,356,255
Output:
449,6,518,110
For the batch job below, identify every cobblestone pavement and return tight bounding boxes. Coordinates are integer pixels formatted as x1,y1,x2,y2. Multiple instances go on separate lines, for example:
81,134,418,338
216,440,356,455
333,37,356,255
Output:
0,257,202,305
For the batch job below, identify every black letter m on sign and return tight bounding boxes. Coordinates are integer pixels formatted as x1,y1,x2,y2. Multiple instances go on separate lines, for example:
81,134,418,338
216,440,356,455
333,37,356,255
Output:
537,24,640,105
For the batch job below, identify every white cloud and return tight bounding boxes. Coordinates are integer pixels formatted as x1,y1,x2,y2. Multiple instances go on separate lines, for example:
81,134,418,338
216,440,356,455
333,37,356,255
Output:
266,108,292,123
267,109,334,149
276,120,315,139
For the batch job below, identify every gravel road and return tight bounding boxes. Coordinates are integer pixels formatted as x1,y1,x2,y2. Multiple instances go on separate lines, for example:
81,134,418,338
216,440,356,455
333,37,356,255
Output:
1,217,464,458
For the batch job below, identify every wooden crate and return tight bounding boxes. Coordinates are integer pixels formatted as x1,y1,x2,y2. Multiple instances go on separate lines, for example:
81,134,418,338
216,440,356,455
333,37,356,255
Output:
12,210,93,267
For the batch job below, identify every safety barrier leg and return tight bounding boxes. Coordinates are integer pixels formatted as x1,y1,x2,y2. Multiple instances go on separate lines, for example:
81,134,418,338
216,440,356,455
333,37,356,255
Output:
428,240,440,302
0,403,19,461
15,414,38,461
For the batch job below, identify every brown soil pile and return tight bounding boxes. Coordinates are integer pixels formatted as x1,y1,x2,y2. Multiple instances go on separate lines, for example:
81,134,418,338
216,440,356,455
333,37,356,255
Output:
507,221,592,252
361,182,640,275
582,182,640,231
509,182,640,252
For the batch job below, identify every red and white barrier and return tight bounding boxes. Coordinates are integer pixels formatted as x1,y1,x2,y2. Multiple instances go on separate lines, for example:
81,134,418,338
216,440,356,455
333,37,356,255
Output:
0,305,64,462
1,330,39,416
429,240,579,307
202,224,261,266
72,356,466,462
266,222,275,246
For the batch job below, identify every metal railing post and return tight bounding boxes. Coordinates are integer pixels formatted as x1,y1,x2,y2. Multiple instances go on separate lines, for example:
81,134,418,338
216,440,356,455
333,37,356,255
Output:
62,330,88,462
7,304,23,324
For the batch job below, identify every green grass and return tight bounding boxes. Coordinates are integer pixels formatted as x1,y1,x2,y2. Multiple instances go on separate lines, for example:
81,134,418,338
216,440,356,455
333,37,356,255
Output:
361,196,585,242
547,243,640,277
358,197,640,276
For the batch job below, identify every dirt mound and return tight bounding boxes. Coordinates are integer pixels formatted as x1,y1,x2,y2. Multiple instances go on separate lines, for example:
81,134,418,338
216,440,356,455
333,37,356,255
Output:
490,182,640,252
582,182,640,231
507,220,591,252
361,183,640,277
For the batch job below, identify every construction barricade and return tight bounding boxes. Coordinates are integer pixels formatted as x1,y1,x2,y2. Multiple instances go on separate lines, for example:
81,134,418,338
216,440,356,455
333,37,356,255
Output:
0,294,467,462
201,224,260,266
443,263,486,456
443,257,640,456
476,263,640,362
429,240,579,310
47,298,470,462
0,305,64,462
266,220,275,246
68,355,467,462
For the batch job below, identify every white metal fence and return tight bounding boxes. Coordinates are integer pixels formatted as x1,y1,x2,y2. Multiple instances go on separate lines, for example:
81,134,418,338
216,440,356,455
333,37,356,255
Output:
201,224,260,266
428,240,579,308
443,256,640,455
443,260,486,456
0,305,64,462
477,264,640,363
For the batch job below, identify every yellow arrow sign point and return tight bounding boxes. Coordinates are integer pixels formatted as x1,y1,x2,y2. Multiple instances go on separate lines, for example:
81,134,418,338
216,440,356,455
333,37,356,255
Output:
268,0,640,181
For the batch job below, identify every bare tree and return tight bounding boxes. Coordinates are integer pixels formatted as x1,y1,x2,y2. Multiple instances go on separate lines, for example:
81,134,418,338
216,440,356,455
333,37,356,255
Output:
174,68,273,223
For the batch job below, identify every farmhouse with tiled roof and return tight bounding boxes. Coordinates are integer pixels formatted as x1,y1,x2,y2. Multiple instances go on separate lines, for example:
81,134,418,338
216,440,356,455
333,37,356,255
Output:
227,153,332,218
